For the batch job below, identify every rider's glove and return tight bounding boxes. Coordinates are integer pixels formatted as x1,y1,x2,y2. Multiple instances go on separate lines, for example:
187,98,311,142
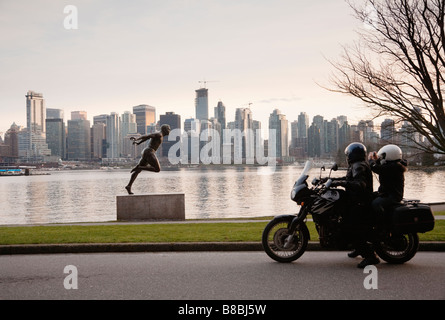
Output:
331,180,345,188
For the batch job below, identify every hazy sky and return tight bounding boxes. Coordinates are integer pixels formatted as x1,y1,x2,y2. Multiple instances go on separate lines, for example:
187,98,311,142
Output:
0,0,373,136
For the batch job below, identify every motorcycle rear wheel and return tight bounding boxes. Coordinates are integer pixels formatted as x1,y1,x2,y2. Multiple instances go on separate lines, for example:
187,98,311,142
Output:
262,216,309,263
374,232,419,264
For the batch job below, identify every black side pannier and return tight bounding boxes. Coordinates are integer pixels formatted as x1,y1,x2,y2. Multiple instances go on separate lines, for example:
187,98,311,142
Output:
391,203,435,234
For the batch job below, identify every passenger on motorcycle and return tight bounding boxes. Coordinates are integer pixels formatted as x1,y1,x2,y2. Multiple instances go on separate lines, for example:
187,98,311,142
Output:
330,142,379,268
369,144,407,219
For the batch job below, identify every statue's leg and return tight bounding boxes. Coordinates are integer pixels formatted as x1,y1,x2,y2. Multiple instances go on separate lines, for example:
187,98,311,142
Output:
125,169,142,194
138,152,161,173
126,154,146,194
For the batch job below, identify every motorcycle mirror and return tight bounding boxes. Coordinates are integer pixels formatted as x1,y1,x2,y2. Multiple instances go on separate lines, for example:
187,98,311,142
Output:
319,165,325,179
328,163,338,178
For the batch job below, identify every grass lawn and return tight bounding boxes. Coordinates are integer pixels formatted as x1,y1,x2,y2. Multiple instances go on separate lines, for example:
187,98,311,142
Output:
0,218,443,245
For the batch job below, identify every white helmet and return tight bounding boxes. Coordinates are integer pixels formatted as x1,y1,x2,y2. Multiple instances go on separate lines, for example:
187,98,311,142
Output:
377,144,402,163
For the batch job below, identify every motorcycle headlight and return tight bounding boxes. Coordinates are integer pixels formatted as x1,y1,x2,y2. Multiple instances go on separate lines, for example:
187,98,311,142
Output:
291,184,307,201
291,187,297,200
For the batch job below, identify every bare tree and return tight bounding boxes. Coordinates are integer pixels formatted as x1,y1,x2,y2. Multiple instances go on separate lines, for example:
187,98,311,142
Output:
328,0,445,155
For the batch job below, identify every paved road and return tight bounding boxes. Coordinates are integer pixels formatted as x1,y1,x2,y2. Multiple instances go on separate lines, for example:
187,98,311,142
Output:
1,251,444,301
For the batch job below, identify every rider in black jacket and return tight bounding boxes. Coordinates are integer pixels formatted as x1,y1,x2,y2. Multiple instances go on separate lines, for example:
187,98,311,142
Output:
369,144,407,217
331,142,379,268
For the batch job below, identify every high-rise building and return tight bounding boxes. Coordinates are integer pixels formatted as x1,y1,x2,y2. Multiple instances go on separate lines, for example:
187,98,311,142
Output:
121,111,137,135
400,121,416,154
290,120,307,158
214,101,226,130
17,130,30,160
297,112,309,139
106,112,120,159
26,91,46,135
93,114,108,125
235,108,253,131
0,123,20,163
160,112,181,157
46,118,66,159
308,124,321,157
184,118,200,133
120,111,137,158
252,120,263,163
411,106,424,144
235,108,254,160
269,109,289,159
67,112,91,161
46,108,66,160
160,112,181,131
91,123,106,159
92,114,108,159
133,105,156,135
195,88,209,121
184,118,200,164
336,115,348,128
71,111,87,121
5,123,20,158
147,123,159,134
338,121,351,149
307,115,326,158
357,120,378,147
25,90,51,161
291,120,298,148
46,108,64,120
325,118,339,155
381,119,396,143
209,117,222,139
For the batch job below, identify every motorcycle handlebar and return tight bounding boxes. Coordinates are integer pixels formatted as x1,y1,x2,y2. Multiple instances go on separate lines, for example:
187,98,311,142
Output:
325,179,333,188
311,178,334,189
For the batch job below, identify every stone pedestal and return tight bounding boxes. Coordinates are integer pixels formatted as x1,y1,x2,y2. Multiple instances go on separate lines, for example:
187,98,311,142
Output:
117,193,185,221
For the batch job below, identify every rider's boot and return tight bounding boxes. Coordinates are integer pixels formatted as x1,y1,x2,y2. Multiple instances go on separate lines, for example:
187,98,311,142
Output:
347,249,361,258
357,253,380,268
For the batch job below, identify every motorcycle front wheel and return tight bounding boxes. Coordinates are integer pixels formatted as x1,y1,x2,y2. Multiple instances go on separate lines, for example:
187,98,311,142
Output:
374,232,419,264
262,216,309,263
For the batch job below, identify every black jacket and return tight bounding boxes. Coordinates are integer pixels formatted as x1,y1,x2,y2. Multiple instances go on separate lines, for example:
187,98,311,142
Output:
369,159,407,201
334,161,374,205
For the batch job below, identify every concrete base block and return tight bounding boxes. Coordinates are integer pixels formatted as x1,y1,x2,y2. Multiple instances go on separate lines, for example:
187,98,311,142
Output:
117,193,185,221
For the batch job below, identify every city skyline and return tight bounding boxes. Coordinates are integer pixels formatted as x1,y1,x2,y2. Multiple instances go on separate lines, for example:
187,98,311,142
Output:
0,88,421,166
1,1,375,136
0,87,394,141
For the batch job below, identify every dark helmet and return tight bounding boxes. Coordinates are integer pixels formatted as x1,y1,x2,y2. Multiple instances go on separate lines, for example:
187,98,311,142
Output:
345,142,367,164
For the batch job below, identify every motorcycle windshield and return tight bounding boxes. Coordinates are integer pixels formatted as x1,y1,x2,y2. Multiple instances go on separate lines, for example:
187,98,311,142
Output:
295,160,312,185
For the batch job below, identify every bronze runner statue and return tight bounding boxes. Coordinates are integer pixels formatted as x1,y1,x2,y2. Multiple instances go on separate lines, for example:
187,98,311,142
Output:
125,124,171,195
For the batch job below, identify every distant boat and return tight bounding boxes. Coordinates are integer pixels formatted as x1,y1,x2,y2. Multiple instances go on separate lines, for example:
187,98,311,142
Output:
0,166,37,176
0,169,23,176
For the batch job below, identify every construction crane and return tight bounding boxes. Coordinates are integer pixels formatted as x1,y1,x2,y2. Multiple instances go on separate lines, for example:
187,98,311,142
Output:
198,80,219,88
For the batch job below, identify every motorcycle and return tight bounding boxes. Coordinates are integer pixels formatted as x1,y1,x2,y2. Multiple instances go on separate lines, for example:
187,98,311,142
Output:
262,160,435,263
